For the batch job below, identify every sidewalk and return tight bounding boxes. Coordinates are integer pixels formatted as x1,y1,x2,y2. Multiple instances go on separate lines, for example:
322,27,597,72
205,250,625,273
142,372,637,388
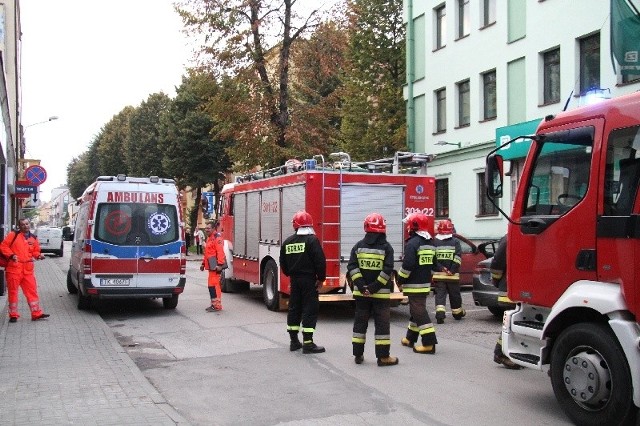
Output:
0,260,189,425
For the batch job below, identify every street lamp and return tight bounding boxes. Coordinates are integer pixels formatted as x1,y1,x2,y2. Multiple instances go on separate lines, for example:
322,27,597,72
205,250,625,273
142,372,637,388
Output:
25,115,59,128
436,141,462,148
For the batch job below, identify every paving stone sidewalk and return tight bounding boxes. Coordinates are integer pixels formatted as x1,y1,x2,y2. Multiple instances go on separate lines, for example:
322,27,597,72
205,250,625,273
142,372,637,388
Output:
0,259,189,425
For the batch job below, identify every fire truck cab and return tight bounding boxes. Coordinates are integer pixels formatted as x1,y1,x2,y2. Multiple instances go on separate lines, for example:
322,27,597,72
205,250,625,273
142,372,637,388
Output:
486,91,640,425
217,152,436,311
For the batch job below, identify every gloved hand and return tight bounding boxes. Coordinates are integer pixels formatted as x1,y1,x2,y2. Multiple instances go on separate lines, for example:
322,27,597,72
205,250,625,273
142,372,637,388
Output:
367,281,381,294
200,264,205,271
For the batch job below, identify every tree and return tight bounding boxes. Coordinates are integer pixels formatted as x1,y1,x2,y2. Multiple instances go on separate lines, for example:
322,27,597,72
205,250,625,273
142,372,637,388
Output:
340,0,406,160
96,107,135,176
176,0,324,168
125,93,172,177
159,70,232,228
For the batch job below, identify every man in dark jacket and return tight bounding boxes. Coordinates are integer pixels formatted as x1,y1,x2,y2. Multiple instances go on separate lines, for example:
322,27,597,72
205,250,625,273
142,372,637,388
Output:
347,213,398,366
280,210,327,354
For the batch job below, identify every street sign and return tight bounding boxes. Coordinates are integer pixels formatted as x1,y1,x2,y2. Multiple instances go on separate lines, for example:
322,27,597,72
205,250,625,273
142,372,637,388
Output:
24,165,47,186
16,184,37,194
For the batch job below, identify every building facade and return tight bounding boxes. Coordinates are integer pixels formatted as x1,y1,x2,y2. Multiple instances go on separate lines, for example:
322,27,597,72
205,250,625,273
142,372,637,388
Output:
405,0,640,240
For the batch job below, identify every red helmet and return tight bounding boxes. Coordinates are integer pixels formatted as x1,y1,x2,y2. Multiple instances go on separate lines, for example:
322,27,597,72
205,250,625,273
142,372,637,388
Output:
437,219,454,235
404,212,430,233
292,210,313,230
364,213,386,233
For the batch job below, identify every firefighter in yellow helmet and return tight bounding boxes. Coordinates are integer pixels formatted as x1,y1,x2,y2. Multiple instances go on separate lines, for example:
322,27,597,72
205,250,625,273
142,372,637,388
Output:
433,219,465,324
347,213,398,366
397,213,439,354
280,210,327,354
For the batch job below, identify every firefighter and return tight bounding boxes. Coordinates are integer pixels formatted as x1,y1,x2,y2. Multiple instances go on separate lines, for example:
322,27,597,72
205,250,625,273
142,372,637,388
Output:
1,218,49,322
433,219,464,324
490,235,521,369
397,213,439,354
347,213,398,366
279,211,327,354
200,220,226,311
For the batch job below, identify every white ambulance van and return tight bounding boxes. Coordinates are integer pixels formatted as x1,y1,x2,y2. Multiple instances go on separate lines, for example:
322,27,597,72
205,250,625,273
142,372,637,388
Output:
67,175,187,310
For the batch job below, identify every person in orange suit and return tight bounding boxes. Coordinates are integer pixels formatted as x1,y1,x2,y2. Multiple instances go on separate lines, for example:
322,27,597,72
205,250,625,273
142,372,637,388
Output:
1,218,49,322
200,220,226,311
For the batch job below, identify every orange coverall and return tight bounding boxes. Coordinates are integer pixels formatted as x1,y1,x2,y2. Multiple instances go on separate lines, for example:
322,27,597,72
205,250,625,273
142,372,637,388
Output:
202,232,226,308
1,231,46,319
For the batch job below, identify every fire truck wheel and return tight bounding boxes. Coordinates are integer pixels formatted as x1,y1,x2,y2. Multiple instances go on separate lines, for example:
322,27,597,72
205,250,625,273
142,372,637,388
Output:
550,322,635,426
262,260,280,311
221,270,249,293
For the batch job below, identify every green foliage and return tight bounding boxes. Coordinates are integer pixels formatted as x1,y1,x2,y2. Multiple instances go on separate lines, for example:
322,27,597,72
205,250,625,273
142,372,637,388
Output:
96,107,134,176
126,93,172,177
340,0,407,161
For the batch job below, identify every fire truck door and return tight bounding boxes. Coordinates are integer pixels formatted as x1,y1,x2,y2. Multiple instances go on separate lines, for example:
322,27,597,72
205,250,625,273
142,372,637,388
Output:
509,121,601,306
597,124,640,314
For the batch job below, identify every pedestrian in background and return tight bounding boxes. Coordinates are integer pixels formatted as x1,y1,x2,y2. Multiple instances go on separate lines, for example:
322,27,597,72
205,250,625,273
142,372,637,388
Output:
185,228,192,255
347,213,398,366
280,210,326,354
195,228,205,255
433,219,464,324
397,213,439,354
200,220,226,312
1,218,49,322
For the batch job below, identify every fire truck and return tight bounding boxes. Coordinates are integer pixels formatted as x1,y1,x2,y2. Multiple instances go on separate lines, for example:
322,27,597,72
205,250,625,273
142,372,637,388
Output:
485,91,640,425
217,152,435,311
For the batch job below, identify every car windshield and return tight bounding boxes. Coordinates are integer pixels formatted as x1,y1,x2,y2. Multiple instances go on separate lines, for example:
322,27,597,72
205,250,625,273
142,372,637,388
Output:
94,203,178,246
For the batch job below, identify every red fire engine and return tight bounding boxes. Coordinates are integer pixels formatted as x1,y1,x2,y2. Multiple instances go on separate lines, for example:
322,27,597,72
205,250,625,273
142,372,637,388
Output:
486,91,640,425
217,152,435,311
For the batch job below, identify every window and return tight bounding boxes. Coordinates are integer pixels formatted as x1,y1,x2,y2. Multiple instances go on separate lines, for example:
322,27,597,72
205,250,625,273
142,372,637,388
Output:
95,203,179,246
482,0,496,27
543,48,561,104
435,4,446,49
436,179,449,218
604,125,640,215
478,172,498,216
457,80,470,126
435,88,447,132
457,0,470,38
482,70,497,120
580,33,600,95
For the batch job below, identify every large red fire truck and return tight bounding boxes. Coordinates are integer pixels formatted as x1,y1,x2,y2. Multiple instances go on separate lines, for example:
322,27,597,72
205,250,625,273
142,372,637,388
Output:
485,91,640,425
217,152,435,311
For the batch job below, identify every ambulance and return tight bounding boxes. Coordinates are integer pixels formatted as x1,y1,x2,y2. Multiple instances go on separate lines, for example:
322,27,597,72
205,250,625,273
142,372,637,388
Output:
67,175,187,310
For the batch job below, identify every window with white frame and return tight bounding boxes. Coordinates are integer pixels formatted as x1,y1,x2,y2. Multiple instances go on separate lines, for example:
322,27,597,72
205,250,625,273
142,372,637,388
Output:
435,4,446,50
457,0,470,38
579,33,600,95
457,80,470,126
478,172,498,216
482,0,496,27
543,48,560,104
482,70,497,120
435,88,447,133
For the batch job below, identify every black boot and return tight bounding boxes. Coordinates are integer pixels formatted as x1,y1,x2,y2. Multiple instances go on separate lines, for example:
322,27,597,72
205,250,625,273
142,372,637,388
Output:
302,342,325,354
289,331,302,351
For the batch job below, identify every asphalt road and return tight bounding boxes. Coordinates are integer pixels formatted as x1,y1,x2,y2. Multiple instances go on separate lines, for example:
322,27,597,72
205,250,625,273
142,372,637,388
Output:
52,245,572,426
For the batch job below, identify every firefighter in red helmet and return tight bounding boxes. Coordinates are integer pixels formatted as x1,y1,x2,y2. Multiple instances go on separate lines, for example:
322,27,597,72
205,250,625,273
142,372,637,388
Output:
397,213,440,354
279,210,327,354
347,213,399,366
433,219,464,324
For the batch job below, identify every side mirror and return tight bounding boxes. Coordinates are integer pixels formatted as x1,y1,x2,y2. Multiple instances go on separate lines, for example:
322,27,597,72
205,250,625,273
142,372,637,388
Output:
486,154,504,198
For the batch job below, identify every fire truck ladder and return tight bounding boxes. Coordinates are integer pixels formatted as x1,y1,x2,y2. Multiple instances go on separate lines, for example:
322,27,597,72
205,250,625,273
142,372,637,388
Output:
312,153,346,298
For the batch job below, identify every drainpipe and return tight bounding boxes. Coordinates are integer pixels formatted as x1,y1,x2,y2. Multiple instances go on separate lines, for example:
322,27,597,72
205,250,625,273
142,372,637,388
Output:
406,0,415,152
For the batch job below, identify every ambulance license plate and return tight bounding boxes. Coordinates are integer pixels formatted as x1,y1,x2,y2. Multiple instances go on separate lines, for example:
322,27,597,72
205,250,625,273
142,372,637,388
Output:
101,278,131,286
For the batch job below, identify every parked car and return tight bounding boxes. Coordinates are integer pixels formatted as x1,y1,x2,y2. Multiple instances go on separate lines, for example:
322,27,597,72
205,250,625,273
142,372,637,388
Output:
454,234,498,288
35,226,64,257
471,256,517,316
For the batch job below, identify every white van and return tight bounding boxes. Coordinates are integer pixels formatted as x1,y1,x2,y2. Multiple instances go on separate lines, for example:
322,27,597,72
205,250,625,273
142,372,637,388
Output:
67,175,187,310
36,227,64,257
